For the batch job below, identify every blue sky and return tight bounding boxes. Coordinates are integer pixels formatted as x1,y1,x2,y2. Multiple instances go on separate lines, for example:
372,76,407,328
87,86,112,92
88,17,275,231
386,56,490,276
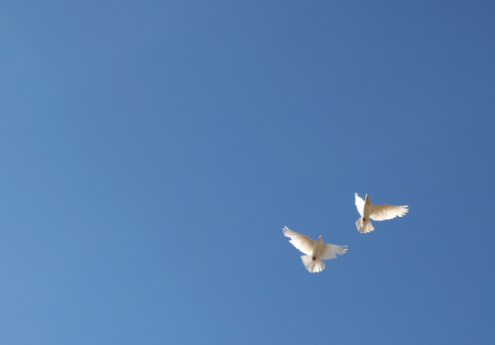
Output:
1,1,494,344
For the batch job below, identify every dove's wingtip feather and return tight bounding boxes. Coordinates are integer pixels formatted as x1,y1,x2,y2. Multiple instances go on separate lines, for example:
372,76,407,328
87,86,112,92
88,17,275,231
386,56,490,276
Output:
395,205,409,217
283,226,302,239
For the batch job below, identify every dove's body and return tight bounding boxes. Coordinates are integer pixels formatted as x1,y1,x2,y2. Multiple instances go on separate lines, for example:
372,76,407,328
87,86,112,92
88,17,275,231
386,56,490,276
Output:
355,193,408,233
283,226,347,273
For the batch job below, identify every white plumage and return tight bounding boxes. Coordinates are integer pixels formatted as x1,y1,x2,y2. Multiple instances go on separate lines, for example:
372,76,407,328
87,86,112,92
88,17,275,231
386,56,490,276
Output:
354,193,409,233
283,226,347,273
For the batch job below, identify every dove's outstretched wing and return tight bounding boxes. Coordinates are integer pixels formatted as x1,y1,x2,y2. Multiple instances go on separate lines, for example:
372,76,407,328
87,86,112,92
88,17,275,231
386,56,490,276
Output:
355,193,365,216
321,243,348,260
283,226,314,255
370,204,409,221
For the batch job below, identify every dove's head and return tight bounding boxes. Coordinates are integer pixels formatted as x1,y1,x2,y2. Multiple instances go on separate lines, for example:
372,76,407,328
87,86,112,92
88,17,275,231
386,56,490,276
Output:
316,235,324,245
365,194,370,201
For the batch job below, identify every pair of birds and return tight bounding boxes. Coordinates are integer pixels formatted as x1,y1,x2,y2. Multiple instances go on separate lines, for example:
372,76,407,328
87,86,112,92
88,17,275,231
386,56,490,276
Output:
283,193,409,273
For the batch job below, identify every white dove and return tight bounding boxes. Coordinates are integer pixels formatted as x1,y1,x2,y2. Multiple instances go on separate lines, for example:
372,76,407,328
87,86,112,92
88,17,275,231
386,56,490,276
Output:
283,226,347,273
354,193,409,233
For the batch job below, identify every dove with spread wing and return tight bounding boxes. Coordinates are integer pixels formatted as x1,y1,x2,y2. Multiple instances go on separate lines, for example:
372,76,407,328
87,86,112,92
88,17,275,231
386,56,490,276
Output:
283,226,347,273
354,193,408,233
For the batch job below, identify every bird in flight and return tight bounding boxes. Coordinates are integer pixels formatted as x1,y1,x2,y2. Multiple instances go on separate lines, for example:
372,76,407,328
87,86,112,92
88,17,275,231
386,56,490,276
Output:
354,193,408,233
283,226,347,273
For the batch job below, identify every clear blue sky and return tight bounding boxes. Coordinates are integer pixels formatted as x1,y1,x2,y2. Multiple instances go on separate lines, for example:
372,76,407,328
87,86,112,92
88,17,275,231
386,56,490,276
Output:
1,1,494,344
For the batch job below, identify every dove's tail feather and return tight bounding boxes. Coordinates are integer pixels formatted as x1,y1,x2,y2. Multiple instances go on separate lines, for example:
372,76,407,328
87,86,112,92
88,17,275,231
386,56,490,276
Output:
356,217,374,233
301,255,325,273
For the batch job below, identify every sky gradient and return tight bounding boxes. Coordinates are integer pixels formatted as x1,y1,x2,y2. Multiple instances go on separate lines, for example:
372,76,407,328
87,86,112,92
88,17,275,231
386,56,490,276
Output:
1,1,494,344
